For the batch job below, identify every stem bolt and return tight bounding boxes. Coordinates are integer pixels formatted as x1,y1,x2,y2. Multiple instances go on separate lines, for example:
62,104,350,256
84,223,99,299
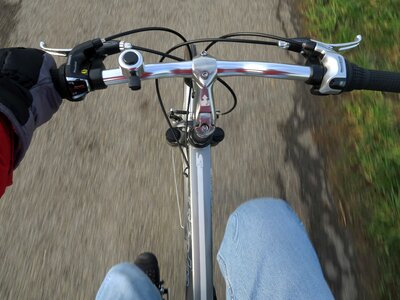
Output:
200,124,209,133
201,71,209,79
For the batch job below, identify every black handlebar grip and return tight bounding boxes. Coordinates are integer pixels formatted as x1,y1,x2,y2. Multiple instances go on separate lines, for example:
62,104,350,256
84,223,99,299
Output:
344,60,400,93
50,64,72,100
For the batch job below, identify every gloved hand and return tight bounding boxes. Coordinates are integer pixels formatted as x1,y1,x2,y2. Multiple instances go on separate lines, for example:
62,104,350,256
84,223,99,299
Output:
0,47,62,167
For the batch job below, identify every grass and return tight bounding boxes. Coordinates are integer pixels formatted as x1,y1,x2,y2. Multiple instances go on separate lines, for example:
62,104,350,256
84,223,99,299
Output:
302,0,400,298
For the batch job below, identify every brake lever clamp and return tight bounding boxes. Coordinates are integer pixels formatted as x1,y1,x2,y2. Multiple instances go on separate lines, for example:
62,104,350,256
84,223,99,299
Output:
42,39,135,101
308,51,348,95
303,35,362,95
41,38,116,101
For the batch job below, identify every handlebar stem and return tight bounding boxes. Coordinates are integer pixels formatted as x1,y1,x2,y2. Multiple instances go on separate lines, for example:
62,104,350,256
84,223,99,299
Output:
191,52,218,140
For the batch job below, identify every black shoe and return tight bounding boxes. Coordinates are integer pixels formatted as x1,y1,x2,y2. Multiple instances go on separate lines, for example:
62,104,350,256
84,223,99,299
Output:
134,252,161,288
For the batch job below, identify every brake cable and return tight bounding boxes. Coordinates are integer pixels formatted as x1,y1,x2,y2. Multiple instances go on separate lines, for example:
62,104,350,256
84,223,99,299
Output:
131,45,184,61
204,32,301,51
103,26,193,59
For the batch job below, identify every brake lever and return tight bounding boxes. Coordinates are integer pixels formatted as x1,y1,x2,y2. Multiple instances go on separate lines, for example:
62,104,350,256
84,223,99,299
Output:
279,34,362,55
39,41,72,57
312,34,362,53
40,40,133,57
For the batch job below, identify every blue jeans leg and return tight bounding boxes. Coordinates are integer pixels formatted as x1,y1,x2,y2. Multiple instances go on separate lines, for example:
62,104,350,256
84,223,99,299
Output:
217,198,334,300
95,263,162,300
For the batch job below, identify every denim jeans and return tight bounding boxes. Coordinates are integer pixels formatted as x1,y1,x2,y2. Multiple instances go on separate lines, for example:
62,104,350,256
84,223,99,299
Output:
96,198,334,300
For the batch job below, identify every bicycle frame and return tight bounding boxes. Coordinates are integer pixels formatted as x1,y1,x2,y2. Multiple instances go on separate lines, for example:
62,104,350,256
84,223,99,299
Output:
182,82,214,300
187,145,213,299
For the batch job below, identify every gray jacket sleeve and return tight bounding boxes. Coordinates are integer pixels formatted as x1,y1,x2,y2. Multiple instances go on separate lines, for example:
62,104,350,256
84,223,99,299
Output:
0,54,62,167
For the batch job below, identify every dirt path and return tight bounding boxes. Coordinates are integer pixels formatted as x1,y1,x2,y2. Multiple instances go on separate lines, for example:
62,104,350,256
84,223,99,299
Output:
0,0,360,299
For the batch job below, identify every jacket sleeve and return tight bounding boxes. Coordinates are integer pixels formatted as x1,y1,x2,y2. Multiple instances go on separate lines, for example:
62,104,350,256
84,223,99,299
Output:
0,112,14,197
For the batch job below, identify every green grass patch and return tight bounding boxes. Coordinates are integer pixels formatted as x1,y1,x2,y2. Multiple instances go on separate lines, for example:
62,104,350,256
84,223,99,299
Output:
303,0,400,298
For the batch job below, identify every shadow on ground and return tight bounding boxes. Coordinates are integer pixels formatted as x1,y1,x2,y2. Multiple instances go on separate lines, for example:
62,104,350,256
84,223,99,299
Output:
274,3,363,299
278,79,361,300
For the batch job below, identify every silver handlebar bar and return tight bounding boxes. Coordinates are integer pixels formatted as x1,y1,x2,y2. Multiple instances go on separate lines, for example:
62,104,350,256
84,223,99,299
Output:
102,60,312,86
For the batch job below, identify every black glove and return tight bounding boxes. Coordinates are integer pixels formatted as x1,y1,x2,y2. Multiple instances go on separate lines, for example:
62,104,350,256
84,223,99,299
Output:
0,48,62,167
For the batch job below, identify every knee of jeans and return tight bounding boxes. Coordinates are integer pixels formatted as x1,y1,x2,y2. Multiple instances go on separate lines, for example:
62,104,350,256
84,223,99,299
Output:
97,262,161,300
106,263,142,288
232,198,294,224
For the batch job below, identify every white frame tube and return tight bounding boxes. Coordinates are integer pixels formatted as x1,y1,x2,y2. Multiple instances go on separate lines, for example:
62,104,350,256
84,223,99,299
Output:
188,145,213,300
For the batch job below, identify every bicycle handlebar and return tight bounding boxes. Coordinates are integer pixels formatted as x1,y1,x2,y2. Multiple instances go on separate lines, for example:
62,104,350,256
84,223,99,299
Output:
44,33,400,101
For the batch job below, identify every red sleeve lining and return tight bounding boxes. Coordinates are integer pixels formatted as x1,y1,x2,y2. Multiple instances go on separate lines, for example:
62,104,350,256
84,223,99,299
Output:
0,112,14,197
